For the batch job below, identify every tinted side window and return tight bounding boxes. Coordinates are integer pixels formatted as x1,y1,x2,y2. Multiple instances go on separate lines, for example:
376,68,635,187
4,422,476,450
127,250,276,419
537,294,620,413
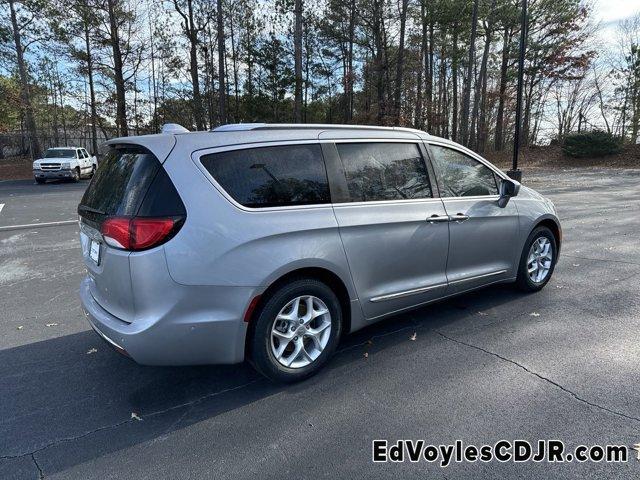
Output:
429,145,498,197
336,142,432,202
201,144,330,208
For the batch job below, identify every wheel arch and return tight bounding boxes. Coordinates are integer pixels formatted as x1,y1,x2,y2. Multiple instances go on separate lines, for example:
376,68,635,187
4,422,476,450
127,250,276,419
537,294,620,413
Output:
533,216,562,256
244,266,353,358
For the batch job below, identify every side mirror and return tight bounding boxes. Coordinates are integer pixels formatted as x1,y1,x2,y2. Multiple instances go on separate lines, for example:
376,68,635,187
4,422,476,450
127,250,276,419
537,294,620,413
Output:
497,179,520,208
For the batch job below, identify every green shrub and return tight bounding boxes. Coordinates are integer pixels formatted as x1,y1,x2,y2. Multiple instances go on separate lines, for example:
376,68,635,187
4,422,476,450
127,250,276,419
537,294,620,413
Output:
562,131,623,158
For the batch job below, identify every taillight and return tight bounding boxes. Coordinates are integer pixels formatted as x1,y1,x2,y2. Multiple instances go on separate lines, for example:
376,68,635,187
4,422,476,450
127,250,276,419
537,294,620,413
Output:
101,217,183,251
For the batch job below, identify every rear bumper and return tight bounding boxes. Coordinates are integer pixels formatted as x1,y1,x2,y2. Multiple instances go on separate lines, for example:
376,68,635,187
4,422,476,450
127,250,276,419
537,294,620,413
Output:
34,169,74,179
79,276,254,365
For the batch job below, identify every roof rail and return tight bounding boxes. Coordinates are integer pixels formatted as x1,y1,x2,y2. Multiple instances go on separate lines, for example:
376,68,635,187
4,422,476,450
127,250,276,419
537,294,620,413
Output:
161,123,190,134
211,123,425,134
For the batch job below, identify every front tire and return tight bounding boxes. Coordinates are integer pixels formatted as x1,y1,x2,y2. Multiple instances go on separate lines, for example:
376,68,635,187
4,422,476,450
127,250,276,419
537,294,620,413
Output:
516,226,557,292
248,278,342,383
71,168,80,182
35,177,46,184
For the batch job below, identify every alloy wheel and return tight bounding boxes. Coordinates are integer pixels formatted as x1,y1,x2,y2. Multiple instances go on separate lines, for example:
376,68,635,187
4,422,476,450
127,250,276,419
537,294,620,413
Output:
527,237,553,283
270,295,331,369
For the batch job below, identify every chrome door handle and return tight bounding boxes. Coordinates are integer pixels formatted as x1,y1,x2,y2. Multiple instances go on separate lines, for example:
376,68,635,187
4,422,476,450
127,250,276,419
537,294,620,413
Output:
452,213,470,222
427,214,450,223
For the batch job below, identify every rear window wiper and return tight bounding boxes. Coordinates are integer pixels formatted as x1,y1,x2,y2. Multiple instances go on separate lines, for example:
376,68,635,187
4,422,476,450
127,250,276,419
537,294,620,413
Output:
78,205,106,215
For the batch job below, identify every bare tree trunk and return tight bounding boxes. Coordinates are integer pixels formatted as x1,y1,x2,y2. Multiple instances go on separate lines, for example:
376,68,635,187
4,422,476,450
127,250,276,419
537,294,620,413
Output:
230,11,240,121
593,66,611,134
304,25,310,122
217,0,227,124
148,1,158,133
451,25,459,142
438,36,447,136
83,13,99,155
460,0,479,147
471,26,493,149
8,0,41,159
373,0,385,123
189,0,205,129
49,68,60,145
55,65,69,144
293,0,303,122
393,0,409,124
494,26,512,151
106,0,128,136
347,0,355,121
476,0,497,153
426,12,434,131
173,0,205,129
414,0,427,129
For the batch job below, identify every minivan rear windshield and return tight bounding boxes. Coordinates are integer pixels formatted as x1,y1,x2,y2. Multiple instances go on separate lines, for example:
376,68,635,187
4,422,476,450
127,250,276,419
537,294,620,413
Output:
79,146,160,218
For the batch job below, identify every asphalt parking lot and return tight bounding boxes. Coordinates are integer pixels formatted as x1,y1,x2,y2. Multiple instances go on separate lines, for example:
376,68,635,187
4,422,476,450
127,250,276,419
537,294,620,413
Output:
1,169,640,479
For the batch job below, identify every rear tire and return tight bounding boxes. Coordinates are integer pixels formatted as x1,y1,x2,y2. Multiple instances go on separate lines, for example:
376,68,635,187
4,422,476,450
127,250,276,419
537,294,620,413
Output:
515,226,557,292
35,177,45,184
248,278,342,383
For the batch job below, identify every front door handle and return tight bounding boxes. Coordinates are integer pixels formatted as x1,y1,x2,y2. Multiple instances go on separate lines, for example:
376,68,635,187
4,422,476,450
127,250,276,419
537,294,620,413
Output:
427,214,450,223
452,213,470,223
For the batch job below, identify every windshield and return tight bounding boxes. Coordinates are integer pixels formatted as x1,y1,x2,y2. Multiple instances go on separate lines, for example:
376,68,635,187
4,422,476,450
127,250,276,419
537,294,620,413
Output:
44,149,76,159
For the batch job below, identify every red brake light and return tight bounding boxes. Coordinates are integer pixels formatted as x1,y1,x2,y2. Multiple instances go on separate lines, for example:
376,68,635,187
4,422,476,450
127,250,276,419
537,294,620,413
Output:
101,217,182,251
131,218,176,250
102,218,131,249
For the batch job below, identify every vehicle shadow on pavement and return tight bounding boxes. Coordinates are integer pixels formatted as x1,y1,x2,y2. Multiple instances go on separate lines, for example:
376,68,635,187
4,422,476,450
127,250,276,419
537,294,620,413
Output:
2,284,525,474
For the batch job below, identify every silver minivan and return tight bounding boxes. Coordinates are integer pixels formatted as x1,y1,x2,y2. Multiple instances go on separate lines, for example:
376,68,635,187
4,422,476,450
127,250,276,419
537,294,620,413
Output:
78,124,561,382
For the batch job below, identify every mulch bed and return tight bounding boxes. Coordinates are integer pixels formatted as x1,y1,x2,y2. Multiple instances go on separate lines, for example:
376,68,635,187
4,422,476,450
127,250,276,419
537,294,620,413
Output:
0,157,32,181
484,144,640,171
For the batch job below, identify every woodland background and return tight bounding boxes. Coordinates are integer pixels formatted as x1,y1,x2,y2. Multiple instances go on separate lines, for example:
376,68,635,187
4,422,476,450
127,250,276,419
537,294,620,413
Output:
1,0,640,161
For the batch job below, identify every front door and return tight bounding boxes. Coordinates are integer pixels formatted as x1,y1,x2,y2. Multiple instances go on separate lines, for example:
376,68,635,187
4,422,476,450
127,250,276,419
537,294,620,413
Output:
329,141,450,319
427,143,519,294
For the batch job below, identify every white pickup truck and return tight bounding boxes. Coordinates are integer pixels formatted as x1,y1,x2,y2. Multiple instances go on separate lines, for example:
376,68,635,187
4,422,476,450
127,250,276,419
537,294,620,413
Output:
33,147,98,184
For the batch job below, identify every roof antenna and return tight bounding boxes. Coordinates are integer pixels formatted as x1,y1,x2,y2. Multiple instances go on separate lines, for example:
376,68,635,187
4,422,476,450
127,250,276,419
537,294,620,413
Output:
161,123,189,134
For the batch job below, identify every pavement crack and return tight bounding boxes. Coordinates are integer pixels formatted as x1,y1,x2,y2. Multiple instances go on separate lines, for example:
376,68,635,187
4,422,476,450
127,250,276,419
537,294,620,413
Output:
337,324,417,354
0,379,260,460
31,453,44,479
435,331,640,425
143,378,261,421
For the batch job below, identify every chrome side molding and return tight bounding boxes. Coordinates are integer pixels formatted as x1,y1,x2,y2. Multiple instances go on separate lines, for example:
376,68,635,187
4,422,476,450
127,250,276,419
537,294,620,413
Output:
369,269,508,303
370,282,447,303
448,269,508,285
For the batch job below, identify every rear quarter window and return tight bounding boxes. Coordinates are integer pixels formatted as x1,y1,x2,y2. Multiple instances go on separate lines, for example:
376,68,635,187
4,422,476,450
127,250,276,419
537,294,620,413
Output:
200,144,330,208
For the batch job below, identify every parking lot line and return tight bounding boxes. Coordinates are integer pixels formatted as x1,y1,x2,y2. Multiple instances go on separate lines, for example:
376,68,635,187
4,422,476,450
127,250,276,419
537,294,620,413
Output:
0,203,4,214
0,219,77,232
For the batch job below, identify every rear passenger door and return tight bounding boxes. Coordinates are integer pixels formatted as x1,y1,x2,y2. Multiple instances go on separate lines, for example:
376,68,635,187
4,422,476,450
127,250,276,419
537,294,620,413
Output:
77,149,88,170
426,143,519,293
327,141,450,319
